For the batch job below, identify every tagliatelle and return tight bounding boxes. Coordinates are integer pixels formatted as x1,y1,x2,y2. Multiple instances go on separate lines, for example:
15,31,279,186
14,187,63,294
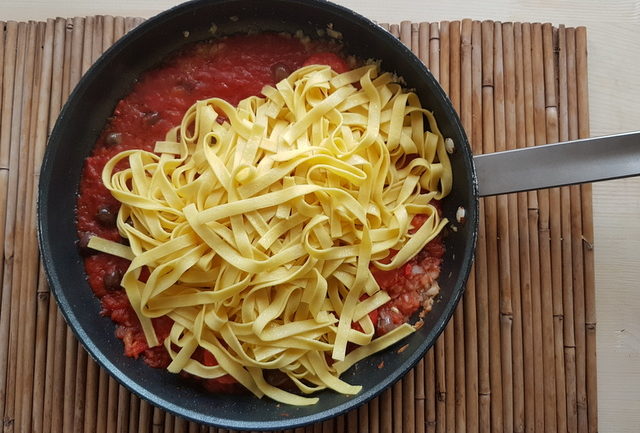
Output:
92,63,452,405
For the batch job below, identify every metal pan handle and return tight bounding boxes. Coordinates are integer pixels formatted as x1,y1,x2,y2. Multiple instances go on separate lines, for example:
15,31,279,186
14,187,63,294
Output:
474,130,640,197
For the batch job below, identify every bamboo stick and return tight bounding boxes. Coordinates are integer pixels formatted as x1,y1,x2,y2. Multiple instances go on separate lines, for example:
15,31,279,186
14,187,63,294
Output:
380,387,392,433
86,15,98,72
40,23,67,433
42,283,59,433
117,385,130,433
139,398,152,433
389,24,399,39
469,19,490,433
45,17,65,133
0,20,19,429
400,20,411,48
567,22,588,432
557,24,578,433
323,416,336,433
567,24,587,433
124,17,138,34
358,403,368,433
481,19,504,433
416,355,426,433
157,409,169,433
575,27,597,433
128,394,141,433
175,415,188,433
449,21,461,112
60,17,85,432
460,18,479,433
69,17,85,89
369,395,379,433
501,22,525,433
51,320,68,433
569,180,587,433
94,15,105,58
61,18,73,98
73,348,88,432
346,407,356,433
543,23,569,433
402,364,415,433
435,20,454,433
49,20,74,433
96,364,109,433
335,413,345,433
419,22,429,67
103,15,115,51
30,19,55,433
429,22,440,80
532,22,558,433
521,22,546,433
115,16,126,40
439,21,450,98
411,23,419,63
493,21,514,433
84,358,100,433
513,23,535,433
106,377,119,433
63,17,91,431
72,22,97,433
62,325,80,432
393,379,403,433
33,283,51,433
426,350,435,433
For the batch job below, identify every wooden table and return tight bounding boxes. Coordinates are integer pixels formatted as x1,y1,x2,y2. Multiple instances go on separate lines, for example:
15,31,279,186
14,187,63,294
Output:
3,1,640,432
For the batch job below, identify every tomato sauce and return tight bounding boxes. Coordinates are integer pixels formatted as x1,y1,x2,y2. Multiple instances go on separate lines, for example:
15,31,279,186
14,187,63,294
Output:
76,33,443,390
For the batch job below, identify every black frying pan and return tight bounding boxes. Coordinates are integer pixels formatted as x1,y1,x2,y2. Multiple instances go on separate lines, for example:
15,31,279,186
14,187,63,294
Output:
37,0,478,430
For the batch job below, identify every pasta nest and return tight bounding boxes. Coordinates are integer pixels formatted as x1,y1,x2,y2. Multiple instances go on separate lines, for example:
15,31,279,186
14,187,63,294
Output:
92,64,452,405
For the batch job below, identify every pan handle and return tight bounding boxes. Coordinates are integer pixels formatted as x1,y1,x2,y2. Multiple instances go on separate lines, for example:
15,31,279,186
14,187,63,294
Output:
473,130,640,197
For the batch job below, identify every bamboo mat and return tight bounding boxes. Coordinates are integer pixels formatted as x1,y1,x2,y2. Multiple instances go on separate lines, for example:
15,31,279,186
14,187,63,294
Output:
0,17,597,433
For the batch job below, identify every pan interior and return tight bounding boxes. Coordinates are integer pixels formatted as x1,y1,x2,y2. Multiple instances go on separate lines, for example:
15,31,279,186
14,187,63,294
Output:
38,0,478,429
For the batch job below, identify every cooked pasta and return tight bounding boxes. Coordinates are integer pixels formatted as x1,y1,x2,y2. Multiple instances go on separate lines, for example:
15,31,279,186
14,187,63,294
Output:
88,63,452,405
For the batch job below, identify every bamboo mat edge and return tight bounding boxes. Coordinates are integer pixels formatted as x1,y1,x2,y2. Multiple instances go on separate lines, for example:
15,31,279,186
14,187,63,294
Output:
0,17,597,433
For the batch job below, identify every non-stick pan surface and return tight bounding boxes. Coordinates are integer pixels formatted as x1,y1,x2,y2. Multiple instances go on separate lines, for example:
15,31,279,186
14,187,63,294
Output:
37,0,478,429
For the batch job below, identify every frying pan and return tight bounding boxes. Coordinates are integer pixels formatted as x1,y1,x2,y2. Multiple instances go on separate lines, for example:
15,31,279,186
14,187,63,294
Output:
36,0,640,430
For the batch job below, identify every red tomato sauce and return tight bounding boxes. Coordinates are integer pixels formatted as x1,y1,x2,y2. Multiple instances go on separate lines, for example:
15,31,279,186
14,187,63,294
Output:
76,33,443,391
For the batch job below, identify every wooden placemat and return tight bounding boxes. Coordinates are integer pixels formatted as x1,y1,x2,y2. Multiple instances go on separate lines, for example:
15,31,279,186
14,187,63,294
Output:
0,17,597,433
